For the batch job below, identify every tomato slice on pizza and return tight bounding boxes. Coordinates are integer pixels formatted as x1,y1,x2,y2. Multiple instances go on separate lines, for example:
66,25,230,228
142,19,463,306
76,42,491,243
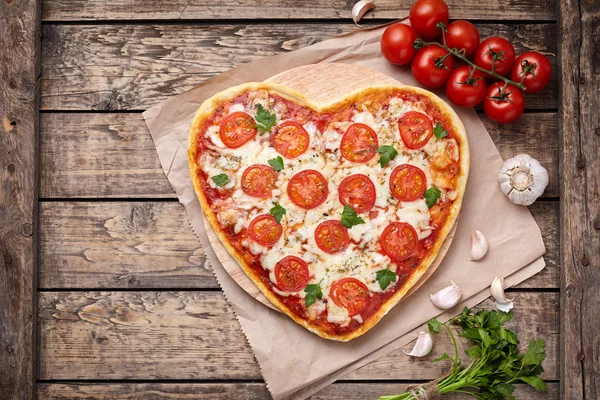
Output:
189,83,469,341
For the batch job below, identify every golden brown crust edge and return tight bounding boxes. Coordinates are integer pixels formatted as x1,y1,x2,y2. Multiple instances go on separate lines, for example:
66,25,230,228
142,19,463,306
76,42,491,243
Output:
188,82,470,341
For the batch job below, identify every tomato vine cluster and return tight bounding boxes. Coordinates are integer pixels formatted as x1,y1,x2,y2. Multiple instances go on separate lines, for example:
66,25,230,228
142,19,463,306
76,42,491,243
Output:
380,0,552,124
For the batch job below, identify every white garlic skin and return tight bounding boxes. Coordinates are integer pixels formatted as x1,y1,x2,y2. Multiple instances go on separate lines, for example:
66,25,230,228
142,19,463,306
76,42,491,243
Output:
430,281,462,309
352,0,375,25
498,154,549,206
468,230,488,261
491,276,515,313
404,331,433,357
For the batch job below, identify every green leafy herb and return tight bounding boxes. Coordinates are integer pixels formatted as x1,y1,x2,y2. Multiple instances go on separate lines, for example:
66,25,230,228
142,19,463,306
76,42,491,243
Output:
433,122,448,141
376,267,397,290
424,186,441,208
254,104,277,132
340,205,365,228
381,307,547,400
304,282,323,307
269,204,286,223
268,156,284,172
376,145,398,168
211,173,230,187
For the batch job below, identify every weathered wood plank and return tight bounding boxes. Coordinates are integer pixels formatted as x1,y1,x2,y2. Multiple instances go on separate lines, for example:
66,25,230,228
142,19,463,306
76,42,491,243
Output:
0,0,40,398
38,292,558,380
558,0,600,399
39,202,213,289
41,23,557,111
36,382,560,399
39,113,559,199
38,201,558,290
41,0,557,21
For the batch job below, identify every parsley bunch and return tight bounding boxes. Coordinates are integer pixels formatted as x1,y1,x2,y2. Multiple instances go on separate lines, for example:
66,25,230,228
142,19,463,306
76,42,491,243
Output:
381,307,546,400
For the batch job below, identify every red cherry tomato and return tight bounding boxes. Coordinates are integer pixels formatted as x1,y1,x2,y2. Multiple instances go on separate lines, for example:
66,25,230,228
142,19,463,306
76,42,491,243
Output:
270,121,310,159
411,46,454,88
380,222,419,261
314,220,350,254
241,164,277,198
474,37,516,77
248,214,282,247
287,169,329,210
338,174,377,213
398,112,433,149
409,0,449,40
340,123,379,163
274,256,309,292
444,20,480,57
330,278,370,316
445,66,487,108
381,23,419,65
509,51,552,94
219,111,258,148
483,83,525,124
389,164,427,202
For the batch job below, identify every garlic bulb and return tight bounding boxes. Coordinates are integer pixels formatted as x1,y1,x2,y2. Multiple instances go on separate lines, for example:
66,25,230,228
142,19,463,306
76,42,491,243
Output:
468,230,488,261
352,0,375,26
430,281,462,309
491,276,514,313
498,154,549,206
404,331,433,357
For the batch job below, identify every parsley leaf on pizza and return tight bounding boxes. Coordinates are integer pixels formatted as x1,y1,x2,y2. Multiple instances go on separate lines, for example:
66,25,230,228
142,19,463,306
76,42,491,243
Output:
304,282,323,307
211,173,230,187
376,145,399,168
340,205,365,228
433,122,448,141
424,185,442,208
268,156,284,171
376,267,397,290
269,203,286,223
255,104,277,132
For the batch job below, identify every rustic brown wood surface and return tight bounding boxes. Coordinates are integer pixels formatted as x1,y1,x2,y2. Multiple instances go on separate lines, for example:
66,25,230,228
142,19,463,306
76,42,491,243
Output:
40,0,556,21
40,23,557,111
38,293,558,381
0,0,40,399
0,0,577,397
558,0,599,399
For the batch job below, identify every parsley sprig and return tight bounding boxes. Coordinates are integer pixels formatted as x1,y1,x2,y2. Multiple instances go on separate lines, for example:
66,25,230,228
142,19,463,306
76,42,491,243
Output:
433,122,448,141
381,307,547,400
254,104,277,132
211,173,230,187
376,267,397,290
340,205,365,228
268,156,284,172
424,185,441,208
269,203,286,223
304,281,323,307
376,145,398,168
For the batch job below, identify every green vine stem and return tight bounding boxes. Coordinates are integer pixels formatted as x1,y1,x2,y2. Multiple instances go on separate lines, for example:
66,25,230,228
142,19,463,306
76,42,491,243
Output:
413,23,526,91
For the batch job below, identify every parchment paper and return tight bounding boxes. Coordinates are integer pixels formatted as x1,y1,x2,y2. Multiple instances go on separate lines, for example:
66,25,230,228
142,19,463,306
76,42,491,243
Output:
143,22,546,400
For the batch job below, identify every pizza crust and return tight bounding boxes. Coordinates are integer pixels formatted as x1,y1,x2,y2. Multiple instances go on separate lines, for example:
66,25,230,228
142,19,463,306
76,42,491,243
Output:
189,82,469,341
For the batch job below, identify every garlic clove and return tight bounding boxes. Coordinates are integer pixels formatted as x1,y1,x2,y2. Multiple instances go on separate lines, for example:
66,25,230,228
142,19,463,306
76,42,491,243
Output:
352,0,375,26
403,331,433,357
491,276,515,312
498,154,549,206
468,230,488,261
430,281,462,309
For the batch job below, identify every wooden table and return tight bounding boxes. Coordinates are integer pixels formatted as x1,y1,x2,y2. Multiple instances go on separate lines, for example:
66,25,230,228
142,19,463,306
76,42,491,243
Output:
0,1,597,399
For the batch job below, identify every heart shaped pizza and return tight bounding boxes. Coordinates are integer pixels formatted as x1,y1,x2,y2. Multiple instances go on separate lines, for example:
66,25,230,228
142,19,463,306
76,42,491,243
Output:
189,82,469,341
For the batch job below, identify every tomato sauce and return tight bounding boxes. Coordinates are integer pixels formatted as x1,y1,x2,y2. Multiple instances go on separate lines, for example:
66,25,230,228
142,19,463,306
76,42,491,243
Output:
194,88,462,336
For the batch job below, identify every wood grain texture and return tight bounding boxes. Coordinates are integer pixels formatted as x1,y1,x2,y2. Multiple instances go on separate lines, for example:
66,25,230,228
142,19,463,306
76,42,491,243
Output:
558,0,600,398
41,0,557,21
41,23,557,111
38,201,558,290
36,382,560,399
40,113,559,199
0,0,40,399
38,292,559,381
39,202,213,289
